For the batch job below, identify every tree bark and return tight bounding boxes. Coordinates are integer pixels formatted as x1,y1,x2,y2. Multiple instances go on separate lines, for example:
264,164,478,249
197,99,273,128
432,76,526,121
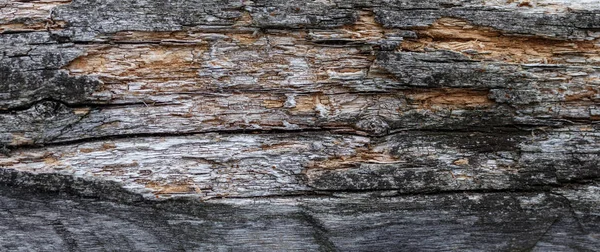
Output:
1,0,599,250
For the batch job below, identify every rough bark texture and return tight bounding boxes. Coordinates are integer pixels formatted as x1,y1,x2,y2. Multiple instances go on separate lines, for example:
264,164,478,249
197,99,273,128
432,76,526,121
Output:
1,0,600,250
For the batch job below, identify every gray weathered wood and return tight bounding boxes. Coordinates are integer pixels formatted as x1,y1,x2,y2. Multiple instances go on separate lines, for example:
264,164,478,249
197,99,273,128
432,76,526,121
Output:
1,0,599,250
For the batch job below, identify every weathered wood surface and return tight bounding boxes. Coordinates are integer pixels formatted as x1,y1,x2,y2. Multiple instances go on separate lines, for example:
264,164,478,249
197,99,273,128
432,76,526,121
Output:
1,0,600,250
1,182,599,251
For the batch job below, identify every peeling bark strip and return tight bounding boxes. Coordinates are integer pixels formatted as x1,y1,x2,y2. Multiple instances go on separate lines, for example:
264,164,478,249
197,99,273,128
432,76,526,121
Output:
1,0,600,250
401,17,600,65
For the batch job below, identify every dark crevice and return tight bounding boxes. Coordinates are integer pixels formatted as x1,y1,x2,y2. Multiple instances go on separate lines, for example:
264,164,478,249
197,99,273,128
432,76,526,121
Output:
5,122,596,152
522,217,560,251
0,97,174,114
0,97,74,113
298,209,340,252
3,125,548,152
307,180,600,199
549,191,587,232
51,220,79,252
70,40,177,45
205,191,336,201
0,29,48,35
5,128,346,151
312,39,355,46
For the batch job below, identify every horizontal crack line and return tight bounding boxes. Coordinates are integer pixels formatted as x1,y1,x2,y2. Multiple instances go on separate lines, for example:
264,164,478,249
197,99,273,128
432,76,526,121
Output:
5,123,598,152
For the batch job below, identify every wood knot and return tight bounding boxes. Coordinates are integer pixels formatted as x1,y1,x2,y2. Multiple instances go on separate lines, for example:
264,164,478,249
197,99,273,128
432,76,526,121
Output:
355,116,390,136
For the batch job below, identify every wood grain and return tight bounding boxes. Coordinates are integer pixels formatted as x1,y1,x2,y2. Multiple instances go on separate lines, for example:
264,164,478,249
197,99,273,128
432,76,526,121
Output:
1,0,599,250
